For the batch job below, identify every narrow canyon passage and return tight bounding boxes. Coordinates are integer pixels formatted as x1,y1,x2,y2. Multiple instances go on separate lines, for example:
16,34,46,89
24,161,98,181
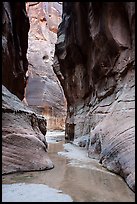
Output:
24,2,67,131
2,2,135,202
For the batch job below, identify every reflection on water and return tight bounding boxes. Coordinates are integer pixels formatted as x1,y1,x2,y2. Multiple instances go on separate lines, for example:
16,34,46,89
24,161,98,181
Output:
2,133,135,202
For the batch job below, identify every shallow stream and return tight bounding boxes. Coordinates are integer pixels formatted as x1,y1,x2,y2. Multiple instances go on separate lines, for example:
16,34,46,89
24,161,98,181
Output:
2,131,135,202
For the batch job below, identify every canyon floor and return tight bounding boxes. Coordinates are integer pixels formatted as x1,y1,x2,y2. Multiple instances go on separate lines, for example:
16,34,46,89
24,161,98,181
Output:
2,131,135,202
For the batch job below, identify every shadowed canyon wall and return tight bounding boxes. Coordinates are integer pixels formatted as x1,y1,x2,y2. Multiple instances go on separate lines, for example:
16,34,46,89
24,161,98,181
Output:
2,2,53,174
2,2,30,100
25,2,66,130
53,2,135,192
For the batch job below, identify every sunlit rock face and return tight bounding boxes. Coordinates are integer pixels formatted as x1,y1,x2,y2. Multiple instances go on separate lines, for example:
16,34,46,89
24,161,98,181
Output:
44,2,62,33
2,85,54,174
25,2,66,130
2,2,30,100
53,2,135,192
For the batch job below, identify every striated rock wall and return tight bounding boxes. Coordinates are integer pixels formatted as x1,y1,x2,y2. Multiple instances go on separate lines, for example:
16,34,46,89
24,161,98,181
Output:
53,2,135,191
2,2,54,175
2,85,53,174
25,2,66,130
2,2,30,100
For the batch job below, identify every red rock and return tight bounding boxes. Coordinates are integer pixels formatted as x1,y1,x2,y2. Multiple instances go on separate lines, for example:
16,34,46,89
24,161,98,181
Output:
25,2,66,130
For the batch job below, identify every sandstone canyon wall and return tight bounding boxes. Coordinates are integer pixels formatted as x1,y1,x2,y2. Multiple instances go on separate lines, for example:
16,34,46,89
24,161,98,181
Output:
2,2,53,174
53,2,135,192
2,2,30,100
25,2,66,130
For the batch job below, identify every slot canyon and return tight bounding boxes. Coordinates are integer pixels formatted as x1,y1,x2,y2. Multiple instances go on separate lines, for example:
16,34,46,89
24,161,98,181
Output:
2,2,135,202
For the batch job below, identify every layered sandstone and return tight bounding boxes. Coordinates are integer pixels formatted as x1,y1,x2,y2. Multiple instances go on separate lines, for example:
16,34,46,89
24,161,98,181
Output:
2,2,54,175
2,85,54,174
25,2,66,130
53,2,135,192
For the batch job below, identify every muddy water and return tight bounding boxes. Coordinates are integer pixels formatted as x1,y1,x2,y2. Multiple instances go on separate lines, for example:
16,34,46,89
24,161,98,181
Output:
2,132,135,202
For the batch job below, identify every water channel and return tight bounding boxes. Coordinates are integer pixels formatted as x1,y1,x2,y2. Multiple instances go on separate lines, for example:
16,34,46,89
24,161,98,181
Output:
2,131,135,202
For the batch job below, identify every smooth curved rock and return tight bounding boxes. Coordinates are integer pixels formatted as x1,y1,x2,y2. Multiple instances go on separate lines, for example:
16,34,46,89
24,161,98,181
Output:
53,2,135,192
2,85,54,174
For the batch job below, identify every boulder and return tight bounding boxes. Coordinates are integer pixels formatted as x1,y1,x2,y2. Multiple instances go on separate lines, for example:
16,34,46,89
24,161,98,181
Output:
2,85,54,174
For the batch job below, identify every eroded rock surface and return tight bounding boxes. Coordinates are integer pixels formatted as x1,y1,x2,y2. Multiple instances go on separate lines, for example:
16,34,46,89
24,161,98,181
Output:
53,2,135,192
25,2,66,130
2,2,30,100
2,85,54,174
